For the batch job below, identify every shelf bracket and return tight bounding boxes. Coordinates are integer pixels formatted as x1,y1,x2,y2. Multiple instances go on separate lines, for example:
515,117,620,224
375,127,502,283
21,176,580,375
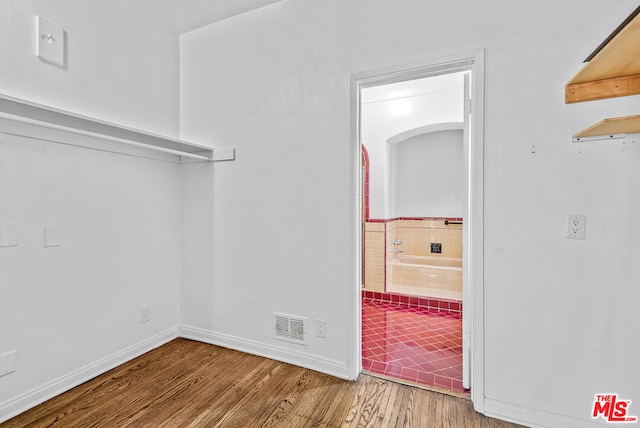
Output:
572,132,640,144
572,134,627,143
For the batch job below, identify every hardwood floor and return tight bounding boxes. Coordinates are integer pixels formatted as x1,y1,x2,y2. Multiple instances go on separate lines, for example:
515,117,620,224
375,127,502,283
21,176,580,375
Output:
1,339,523,427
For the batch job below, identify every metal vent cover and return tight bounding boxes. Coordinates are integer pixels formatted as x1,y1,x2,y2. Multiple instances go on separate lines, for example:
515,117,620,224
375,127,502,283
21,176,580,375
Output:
274,313,308,345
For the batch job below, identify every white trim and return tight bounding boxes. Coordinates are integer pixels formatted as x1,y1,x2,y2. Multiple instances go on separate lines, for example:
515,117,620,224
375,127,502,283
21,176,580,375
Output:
462,72,471,390
387,122,464,145
0,328,178,424
468,49,486,413
349,71,364,380
484,398,607,428
350,48,486,411
180,326,353,380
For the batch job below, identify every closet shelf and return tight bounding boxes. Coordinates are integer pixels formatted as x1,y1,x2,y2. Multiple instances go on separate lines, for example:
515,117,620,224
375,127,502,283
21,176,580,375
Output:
0,93,234,162
565,5,640,103
573,115,640,142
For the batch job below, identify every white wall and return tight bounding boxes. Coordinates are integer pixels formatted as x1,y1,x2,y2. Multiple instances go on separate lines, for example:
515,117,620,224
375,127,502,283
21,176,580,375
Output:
0,0,180,136
180,1,640,427
390,130,463,218
0,0,181,421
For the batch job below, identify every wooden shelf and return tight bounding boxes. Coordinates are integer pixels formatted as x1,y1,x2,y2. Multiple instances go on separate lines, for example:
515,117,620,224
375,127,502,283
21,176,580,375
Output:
573,115,640,139
0,93,234,161
565,5,640,103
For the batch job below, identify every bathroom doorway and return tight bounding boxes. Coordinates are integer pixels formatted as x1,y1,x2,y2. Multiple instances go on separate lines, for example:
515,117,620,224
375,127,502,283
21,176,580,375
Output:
351,52,485,401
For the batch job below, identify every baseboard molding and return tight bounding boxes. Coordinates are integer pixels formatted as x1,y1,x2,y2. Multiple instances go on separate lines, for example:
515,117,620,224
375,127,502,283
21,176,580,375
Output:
484,397,606,428
180,325,353,380
0,328,178,424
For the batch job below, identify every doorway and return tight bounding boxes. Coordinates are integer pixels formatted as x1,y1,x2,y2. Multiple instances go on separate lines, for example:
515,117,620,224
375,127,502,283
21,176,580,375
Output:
351,51,485,406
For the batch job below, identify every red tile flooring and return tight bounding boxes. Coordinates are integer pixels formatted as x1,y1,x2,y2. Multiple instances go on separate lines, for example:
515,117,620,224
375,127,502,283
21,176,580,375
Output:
362,298,469,395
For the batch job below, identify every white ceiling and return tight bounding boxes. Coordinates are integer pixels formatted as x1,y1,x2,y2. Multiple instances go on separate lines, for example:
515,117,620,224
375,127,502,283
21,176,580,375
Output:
132,0,283,35
362,72,468,104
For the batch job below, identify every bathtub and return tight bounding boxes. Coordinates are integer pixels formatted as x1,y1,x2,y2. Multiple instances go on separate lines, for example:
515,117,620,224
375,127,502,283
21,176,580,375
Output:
387,255,462,300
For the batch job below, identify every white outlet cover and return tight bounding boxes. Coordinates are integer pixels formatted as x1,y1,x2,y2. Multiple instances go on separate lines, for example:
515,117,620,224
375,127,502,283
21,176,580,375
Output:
315,319,328,338
0,224,18,247
44,227,61,247
0,350,17,377
35,16,64,67
566,215,587,240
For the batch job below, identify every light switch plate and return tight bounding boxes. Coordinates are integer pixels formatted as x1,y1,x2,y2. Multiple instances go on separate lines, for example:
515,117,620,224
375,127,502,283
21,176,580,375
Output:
35,16,64,67
44,227,61,247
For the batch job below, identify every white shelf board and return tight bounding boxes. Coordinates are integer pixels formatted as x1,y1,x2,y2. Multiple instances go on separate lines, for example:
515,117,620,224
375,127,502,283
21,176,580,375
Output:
0,93,230,161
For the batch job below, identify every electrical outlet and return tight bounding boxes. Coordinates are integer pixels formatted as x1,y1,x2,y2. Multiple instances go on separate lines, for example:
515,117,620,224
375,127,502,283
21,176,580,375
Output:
315,319,327,338
141,305,151,323
566,215,586,239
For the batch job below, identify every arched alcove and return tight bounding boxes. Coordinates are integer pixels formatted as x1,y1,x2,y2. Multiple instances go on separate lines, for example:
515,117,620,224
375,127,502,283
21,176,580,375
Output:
387,124,464,218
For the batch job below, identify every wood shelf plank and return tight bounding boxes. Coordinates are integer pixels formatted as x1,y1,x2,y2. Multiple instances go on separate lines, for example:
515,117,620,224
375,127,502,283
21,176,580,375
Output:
565,6,640,103
566,73,640,103
573,115,640,138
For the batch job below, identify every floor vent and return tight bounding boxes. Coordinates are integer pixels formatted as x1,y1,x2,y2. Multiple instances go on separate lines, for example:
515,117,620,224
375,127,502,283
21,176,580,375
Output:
274,313,308,345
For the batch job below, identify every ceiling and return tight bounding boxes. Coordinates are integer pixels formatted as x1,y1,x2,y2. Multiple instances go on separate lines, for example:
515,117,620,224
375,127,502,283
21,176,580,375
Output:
131,0,283,35
361,72,467,104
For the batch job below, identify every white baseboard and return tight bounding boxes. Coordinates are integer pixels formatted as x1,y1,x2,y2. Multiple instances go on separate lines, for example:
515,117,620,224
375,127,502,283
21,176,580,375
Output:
484,397,608,428
0,328,178,424
180,325,353,380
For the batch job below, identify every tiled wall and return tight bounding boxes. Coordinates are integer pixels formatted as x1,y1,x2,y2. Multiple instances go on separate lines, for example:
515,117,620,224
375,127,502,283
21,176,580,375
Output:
363,221,385,292
388,219,462,261
386,218,462,288
363,218,463,297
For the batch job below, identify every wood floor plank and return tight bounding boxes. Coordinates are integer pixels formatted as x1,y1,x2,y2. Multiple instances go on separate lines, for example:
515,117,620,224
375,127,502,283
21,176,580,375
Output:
4,339,205,428
119,348,267,427
76,341,222,427
342,374,398,427
260,368,358,428
0,339,524,428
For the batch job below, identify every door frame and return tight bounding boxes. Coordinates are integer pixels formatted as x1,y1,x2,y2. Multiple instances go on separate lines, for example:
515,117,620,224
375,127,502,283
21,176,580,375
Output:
349,49,486,411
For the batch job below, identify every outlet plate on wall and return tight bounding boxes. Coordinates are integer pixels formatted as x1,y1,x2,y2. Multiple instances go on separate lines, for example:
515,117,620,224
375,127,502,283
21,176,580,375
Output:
315,319,328,338
44,227,61,247
566,215,586,239
0,350,17,377
141,305,151,323
0,224,18,247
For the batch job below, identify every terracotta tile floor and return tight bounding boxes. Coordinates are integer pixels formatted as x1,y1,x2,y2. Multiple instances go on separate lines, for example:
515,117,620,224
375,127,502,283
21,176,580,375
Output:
362,298,468,395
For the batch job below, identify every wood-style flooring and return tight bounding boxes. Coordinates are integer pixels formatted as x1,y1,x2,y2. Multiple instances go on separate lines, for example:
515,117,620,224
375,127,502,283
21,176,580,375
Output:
1,339,523,427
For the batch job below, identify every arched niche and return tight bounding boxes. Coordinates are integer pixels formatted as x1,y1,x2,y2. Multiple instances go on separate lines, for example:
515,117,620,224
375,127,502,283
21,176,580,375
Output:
386,123,464,218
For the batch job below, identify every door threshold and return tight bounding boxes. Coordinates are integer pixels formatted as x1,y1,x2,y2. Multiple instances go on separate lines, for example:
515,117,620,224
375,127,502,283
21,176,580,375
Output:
361,370,470,400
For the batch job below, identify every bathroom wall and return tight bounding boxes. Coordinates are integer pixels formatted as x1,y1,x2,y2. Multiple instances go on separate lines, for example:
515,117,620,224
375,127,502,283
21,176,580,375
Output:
389,130,464,218
363,221,384,292
364,218,463,295
0,0,181,421
386,219,463,299
180,1,640,426
362,73,465,219
388,219,463,261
